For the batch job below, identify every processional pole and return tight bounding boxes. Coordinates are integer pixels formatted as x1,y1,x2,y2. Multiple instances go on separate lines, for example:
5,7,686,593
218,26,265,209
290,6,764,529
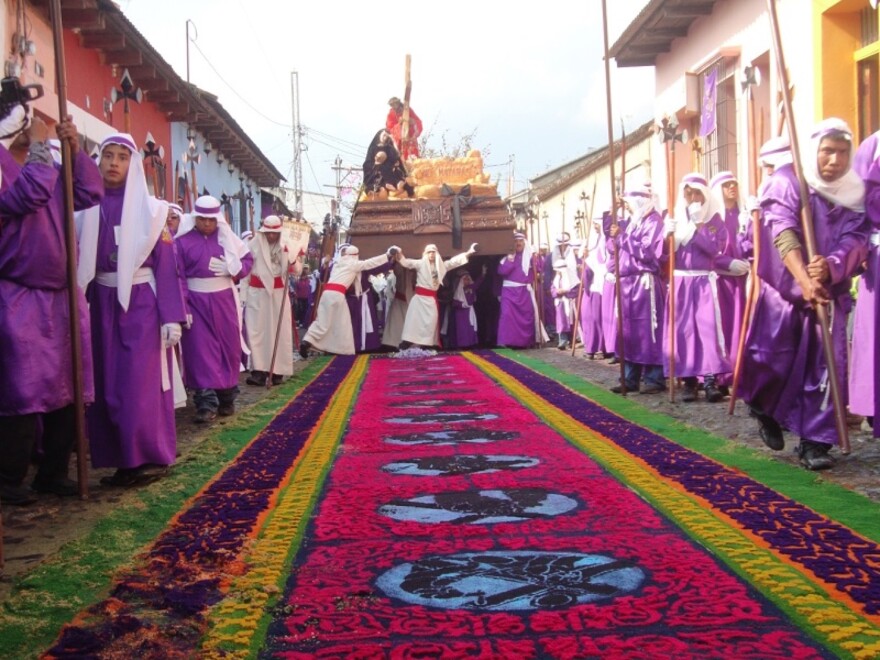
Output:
49,0,89,498
601,0,627,394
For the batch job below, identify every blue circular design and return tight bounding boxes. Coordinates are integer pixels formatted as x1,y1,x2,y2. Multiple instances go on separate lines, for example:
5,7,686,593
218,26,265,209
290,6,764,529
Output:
378,488,579,524
385,412,498,425
384,429,519,446
382,455,539,476
376,551,645,611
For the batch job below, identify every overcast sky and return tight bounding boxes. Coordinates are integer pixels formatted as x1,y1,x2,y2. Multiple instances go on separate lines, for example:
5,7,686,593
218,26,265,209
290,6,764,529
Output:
119,0,654,200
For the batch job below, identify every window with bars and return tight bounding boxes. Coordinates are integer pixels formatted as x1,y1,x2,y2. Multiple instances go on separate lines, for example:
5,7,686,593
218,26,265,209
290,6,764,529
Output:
858,5,880,141
696,57,738,182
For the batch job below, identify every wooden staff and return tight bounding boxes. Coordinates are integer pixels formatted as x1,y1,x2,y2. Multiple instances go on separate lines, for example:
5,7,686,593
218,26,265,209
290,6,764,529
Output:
728,68,763,415
663,124,680,402
267,268,292,389
49,0,89,498
400,54,413,159
601,0,627,394
767,0,849,453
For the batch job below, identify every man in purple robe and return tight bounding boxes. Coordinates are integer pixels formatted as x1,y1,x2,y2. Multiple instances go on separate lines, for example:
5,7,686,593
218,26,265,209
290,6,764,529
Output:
850,130,880,437
710,171,747,386
497,232,546,348
176,195,253,422
664,174,749,402
77,133,188,487
443,267,485,349
739,118,868,469
0,111,103,504
607,187,666,393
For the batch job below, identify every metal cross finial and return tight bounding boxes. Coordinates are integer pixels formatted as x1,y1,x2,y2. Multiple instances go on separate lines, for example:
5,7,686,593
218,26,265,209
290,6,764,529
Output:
110,68,142,134
657,114,687,146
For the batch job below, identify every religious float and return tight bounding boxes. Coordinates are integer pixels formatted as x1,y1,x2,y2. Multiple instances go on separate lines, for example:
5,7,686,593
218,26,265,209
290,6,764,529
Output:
347,149,515,256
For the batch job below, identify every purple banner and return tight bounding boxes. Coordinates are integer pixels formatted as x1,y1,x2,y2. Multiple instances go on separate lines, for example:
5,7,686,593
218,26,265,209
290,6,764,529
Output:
700,68,717,137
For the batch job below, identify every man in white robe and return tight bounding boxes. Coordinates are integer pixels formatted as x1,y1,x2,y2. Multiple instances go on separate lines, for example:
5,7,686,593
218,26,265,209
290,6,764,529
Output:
381,262,416,349
300,244,398,356
398,243,477,348
245,215,300,386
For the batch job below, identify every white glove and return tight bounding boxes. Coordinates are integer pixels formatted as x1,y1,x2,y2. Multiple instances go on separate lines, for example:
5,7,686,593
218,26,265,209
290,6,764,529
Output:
0,105,28,149
728,259,750,276
469,242,479,254
604,272,616,283
746,195,760,213
161,322,182,348
184,313,193,329
663,217,676,236
386,245,400,259
208,256,231,277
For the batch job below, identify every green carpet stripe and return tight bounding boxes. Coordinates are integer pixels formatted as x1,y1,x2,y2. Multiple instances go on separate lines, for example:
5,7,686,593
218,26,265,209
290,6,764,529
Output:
0,357,332,659
499,350,880,543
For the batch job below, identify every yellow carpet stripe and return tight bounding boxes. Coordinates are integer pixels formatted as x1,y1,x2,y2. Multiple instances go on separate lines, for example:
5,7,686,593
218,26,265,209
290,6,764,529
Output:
465,352,880,659
199,355,369,658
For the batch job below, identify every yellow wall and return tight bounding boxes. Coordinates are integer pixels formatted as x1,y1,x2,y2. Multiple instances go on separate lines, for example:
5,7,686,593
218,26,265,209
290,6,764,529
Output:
813,0,869,128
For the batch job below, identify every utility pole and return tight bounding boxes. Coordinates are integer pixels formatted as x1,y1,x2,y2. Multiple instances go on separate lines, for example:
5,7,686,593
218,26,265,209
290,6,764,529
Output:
290,70,304,220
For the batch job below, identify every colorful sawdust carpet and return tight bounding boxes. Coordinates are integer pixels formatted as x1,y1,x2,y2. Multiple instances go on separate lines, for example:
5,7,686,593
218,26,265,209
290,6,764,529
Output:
42,352,880,658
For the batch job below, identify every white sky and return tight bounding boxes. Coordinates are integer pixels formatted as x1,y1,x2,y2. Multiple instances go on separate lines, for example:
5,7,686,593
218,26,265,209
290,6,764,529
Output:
118,0,654,199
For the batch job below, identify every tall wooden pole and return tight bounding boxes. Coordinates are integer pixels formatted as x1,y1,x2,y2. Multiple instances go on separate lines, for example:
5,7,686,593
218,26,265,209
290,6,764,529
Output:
49,0,89,498
767,0,849,453
601,0,627,394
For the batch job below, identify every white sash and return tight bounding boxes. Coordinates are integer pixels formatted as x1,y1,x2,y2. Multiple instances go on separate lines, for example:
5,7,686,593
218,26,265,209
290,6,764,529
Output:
186,276,233,293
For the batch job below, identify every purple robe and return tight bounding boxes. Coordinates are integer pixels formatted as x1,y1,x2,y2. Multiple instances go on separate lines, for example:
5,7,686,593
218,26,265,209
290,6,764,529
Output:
579,269,605,354
739,164,868,445
176,230,253,389
443,274,483,349
497,252,537,347
607,210,665,364
849,132,880,431
664,213,734,378
716,205,746,380
87,185,188,469
537,253,555,331
0,147,103,416
551,281,577,334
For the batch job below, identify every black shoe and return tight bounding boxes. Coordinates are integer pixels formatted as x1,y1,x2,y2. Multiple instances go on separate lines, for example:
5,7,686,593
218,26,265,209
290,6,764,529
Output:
99,467,164,488
750,408,784,451
640,383,665,394
681,385,697,402
585,353,595,360
299,341,312,359
607,356,620,365
0,484,38,505
195,408,218,424
217,403,235,417
610,383,637,394
271,374,283,386
246,372,267,386
705,384,724,403
556,343,569,351
797,439,834,470
31,477,78,497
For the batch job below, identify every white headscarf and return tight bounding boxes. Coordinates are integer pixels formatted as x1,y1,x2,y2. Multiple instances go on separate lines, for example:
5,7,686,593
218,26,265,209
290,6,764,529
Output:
759,135,792,170
423,243,450,283
622,185,655,226
177,194,250,276
76,133,169,311
672,173,720,249
803,118,865,212
513,232,532,277
709,171,738,214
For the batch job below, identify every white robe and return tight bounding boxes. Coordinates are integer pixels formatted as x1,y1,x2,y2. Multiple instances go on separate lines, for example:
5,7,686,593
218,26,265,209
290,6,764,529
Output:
303,252,390,355
245,236,295,375
400,251,470,346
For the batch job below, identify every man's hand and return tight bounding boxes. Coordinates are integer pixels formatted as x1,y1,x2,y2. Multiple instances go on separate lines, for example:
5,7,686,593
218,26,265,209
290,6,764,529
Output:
662,217,676,236
806,254,830,284
802,277,831,305
27,115,49,145
728,259,750,276
161,322,182,348
208,256,231,277
55,115,79,155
